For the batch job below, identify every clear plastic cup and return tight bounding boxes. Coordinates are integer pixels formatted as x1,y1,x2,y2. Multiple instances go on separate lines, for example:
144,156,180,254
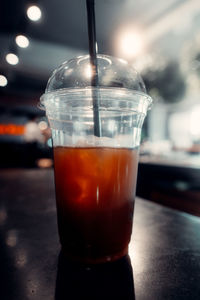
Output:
40,54,152,263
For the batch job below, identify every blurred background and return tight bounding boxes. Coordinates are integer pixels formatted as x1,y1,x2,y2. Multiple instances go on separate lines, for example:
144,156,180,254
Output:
1,0,200,214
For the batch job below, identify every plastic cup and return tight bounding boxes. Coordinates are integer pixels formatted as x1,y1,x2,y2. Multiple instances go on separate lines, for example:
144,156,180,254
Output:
40,54,152,264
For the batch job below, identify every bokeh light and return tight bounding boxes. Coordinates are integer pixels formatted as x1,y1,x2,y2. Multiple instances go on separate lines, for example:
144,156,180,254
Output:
15,35,29,48
27,5,42,22
38,121,48,131
6,53,19,65
115,28,144,59
0,75,8,87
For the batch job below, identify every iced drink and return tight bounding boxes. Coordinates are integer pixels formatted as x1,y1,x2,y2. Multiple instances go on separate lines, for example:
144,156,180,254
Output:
53,146,138,263
40,54,152,264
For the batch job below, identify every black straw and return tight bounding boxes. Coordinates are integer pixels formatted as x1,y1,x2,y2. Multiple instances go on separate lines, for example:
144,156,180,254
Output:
86,0,101,137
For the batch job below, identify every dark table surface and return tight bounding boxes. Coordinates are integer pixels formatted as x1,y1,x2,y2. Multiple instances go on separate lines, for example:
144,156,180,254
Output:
0,169,200,300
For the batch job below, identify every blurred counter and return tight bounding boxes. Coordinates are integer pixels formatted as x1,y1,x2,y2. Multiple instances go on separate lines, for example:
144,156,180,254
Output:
140,152,200,168
0,169,200,299
137,153,200,216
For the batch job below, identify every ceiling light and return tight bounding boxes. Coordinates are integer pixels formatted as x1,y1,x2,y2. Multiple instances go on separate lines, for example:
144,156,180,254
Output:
27,5,42,21
6,53,19,65
15,35,29,48
116,28,144,59
0,75,8,87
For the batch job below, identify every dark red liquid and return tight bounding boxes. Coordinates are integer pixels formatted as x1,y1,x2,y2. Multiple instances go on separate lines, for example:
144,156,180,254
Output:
53,146,138,263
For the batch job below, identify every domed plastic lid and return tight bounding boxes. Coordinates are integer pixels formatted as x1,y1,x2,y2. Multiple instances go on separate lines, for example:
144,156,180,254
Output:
43,54,149,94
40,54,152,113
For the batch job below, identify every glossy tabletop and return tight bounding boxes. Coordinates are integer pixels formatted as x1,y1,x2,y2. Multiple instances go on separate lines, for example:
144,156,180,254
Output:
0,169,200,300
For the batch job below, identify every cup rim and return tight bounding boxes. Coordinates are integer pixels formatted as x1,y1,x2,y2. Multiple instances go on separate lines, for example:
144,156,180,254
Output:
39,86,153,111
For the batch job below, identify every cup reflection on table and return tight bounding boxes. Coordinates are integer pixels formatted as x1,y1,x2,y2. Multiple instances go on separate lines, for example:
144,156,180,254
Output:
55,251,135,300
